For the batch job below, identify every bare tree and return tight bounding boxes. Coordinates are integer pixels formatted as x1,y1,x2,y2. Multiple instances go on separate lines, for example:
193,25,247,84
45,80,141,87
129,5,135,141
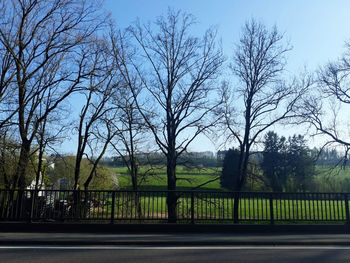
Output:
83,116,119,191
0,1,17,131
110,28,153,193
0,0,105,189
31,104,70,190
223,19,307,222
110,88,146,191
113,10,224,222
0,40,16,130
297,41,350,161
73,39,119,190
110,34,153,218
108,87,150,219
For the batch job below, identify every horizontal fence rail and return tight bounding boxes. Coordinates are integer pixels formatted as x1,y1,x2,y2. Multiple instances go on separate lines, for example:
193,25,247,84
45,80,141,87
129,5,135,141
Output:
0,189,349,224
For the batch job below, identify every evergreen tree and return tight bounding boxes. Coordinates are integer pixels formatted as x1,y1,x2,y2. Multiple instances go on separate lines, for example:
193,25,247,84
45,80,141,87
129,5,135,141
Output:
220,149,241,190
261,132,315,192
261,131,287,192
287,135,315,191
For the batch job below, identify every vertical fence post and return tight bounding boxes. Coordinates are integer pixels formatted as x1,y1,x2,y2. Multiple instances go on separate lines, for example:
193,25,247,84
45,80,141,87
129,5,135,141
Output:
233,192,240,224
269,193,274,225
344,193,350,224
191,191,195,224
111,191,115,224
28,190,35,223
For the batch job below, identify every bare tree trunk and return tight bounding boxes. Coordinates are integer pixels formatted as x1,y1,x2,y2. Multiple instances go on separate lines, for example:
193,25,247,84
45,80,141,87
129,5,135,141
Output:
233,148,250,223
167,152,177,223
35,138,45,191
0,148,10,190
16,141,31,190
74,154,83,190
167,114,178,223
74,120,86,191
129,156,143,219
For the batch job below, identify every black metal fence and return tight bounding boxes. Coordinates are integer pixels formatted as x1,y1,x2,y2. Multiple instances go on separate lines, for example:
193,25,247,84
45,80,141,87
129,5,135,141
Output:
0,189,349,224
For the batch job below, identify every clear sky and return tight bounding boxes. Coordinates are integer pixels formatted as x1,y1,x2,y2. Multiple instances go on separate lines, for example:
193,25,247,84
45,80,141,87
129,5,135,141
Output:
105,0,350,73
64,0,350,154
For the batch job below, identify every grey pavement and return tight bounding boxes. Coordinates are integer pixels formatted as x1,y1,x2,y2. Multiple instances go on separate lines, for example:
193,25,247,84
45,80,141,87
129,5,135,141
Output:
1,232,350,246
2,247,350,263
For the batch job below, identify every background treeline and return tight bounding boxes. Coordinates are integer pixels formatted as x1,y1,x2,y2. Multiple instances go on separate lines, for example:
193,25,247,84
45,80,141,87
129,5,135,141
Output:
102,148,350,168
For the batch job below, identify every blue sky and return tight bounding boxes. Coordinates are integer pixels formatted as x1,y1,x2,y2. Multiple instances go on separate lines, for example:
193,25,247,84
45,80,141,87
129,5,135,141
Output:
63,1,350,154
105,0,350,73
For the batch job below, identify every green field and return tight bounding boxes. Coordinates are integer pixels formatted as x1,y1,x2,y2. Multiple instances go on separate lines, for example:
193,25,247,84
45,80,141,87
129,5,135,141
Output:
113,166,223,191
113,165,350,192
313,166,350,192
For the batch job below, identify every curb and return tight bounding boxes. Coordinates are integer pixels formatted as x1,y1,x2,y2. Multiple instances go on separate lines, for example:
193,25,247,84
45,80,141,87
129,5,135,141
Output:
1,240,350,246
1,222,350,233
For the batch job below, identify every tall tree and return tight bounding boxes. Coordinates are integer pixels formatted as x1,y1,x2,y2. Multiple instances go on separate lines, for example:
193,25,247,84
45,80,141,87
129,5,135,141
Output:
0,0,105,189
109,31,149,191
73,39,119,190
113,10,224,222
221,19,307,222
110,88,146,191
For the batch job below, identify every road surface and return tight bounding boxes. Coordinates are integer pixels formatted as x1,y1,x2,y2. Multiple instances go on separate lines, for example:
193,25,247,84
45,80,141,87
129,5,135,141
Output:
1,246,350,263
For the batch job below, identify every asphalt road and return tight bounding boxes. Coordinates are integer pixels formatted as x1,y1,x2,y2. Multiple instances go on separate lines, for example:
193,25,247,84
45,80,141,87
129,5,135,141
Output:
1,246,350,263
3,232,350,246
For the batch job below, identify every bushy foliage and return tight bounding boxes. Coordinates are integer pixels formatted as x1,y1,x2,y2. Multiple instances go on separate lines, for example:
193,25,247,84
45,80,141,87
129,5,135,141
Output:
47,156,115,190
220,149,268,191
0,135,36,189
261,132,288,192
220,149,241,190
262,131,315,192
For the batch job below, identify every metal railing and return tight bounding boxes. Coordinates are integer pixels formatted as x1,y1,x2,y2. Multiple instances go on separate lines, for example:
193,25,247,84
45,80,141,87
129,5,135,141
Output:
0,189,349,224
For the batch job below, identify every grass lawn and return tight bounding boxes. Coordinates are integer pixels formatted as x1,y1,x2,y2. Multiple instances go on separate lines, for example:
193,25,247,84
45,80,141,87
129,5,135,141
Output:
313,166,350,192
112,166,222,191
315,165,350,176
112,165,350,192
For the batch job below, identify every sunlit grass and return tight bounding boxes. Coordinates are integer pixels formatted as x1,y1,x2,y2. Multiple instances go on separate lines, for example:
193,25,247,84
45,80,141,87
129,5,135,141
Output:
112,165,222,191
